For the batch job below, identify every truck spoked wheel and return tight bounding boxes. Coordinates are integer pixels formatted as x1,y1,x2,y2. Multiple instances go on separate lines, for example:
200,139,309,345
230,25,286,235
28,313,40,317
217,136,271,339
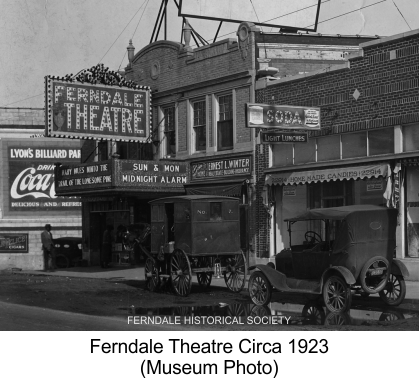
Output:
224,252,246,293
170,249,192,297
145,257,160,292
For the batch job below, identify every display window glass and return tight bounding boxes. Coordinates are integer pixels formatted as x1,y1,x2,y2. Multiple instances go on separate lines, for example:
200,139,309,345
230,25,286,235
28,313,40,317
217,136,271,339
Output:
294,138,316,164
369,128,394,156
403,124,419,152
272,144,293,166
341,132,367,159
317,135,340,161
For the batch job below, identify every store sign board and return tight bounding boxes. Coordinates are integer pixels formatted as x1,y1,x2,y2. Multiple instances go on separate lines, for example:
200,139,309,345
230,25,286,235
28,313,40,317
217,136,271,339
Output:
283,186,296,196
367,180,384,192
45,78,151,142
246,103,321,130
0,234,29,253
266,164,388,186
116,160,188,190
55,161,112,194
261,131,308,144
191,156,252,181
8,146,81,211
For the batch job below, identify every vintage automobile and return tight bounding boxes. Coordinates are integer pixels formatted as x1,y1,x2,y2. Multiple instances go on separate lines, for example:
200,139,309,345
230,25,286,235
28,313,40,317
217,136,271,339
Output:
132,195,247,296
54,237,83,268
248,205,409,313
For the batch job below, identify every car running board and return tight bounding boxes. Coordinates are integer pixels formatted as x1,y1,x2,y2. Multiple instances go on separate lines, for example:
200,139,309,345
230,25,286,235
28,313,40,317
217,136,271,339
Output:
255,265,322,294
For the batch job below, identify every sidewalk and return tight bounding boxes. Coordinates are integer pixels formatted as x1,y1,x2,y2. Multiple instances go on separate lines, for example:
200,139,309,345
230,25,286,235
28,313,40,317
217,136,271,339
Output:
13,265,419,300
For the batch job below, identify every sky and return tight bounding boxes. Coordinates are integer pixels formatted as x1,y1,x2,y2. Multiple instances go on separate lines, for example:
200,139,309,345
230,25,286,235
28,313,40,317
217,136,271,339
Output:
0,0,419,109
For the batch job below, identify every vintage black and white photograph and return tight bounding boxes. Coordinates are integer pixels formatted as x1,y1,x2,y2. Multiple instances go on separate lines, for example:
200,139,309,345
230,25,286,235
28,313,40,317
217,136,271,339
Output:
1,0,419,333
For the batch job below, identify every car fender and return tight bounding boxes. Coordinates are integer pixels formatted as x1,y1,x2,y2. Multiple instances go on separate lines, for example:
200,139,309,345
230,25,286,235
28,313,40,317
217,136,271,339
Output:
321,266,356,286
249,264,289,292
391,260,409,278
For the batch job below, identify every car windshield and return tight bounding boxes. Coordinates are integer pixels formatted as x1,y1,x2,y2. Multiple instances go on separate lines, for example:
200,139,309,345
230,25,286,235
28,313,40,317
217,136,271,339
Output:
288,218,342,250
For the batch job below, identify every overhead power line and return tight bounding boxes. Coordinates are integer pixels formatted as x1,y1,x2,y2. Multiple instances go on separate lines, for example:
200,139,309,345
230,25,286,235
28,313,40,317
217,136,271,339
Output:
98,0,149,64
392,0,411,30
0,93,44,108
306,0,387,28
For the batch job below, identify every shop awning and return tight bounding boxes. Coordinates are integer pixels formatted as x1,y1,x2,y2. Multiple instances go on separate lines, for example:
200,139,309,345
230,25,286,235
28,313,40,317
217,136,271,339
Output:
265,164,388,186
185,180,245,197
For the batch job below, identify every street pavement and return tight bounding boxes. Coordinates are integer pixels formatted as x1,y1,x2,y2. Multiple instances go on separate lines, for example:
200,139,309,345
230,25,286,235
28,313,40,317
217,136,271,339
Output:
13,265,419,300
0,300,195,331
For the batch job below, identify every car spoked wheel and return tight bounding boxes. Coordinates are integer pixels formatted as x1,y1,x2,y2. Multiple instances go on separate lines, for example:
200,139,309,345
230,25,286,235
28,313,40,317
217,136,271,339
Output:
379,274,406,306
248,271,272,306
302,302,326,325
170,249,192,297
145,257,160,292
55,254,70,269
323,276,352,313
224,252,247,293
378,309,405,322
359,257,390,294
324,311,351,326
249,304,271,318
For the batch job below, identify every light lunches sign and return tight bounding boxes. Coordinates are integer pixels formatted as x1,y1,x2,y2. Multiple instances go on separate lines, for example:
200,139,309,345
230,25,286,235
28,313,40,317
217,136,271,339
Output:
261,131,308,144
245,103,321,130
45,77,151,142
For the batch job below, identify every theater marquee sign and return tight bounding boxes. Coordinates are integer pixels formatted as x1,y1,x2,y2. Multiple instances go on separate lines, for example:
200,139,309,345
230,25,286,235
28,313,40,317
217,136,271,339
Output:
55,160,189,195
45,66,151,142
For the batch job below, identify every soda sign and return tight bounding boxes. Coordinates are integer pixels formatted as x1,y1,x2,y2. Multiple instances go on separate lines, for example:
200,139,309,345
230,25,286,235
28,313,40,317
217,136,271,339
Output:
245,103,321,130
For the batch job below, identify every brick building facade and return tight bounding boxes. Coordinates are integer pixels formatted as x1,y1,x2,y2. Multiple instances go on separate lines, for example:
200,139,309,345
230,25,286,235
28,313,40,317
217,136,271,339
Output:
0,107,81,270
124,22,374,264
255,29,419,279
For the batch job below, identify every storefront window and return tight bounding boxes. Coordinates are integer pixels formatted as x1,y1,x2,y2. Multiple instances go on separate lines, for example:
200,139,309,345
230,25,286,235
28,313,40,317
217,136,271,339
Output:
308,181,353,209
193,100,206,151
217,94,233,150
342,132,367,159
353,177,386,206
116,142,153,160
317,135,340,162
97,141,108,161
369,128,394,156
163,106,176,157
294,138,316,164
403,124,419,152
407,167,419,257
272,144,293,166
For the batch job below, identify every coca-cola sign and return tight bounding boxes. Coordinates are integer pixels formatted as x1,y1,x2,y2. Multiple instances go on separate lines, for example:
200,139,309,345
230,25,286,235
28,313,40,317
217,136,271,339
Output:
8,146,81,211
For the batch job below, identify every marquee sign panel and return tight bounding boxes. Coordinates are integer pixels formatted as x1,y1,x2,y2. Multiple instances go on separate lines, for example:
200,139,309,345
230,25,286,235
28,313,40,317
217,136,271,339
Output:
45,77,151,143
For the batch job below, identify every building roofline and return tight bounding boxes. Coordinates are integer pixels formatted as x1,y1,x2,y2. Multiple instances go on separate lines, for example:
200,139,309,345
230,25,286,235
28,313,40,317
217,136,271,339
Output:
261,31,380,40
359,28,419,48
256,62,349,90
